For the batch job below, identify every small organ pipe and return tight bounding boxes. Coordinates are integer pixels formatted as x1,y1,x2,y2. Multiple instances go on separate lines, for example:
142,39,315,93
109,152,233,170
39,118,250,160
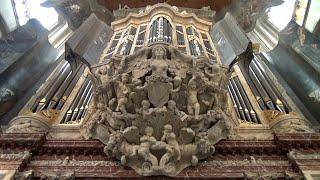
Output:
227,85,241,119
70,81,92,121
229,80,247,121
81,93,93,119
251,61,279,104
230,79,252,122
76,87,93,120
63,78,89,122
234,77,258,123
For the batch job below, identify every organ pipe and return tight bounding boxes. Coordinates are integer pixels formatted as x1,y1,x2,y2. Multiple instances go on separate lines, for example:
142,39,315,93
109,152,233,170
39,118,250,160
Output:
149,17,172,43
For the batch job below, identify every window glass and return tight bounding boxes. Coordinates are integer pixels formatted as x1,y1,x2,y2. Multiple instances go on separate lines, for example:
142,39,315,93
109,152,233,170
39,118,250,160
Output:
305,0,320,33
267,0,296,30
14,0,59,30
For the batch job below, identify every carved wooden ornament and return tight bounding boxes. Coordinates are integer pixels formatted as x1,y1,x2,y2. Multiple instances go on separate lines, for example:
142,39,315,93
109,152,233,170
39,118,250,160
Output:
80,43,233,176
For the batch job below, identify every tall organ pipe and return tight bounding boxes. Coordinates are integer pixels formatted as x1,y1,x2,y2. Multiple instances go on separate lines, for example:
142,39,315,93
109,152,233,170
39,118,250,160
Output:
63,78,90,123
35,64,71,111
57,65,85,110
31,61,68,111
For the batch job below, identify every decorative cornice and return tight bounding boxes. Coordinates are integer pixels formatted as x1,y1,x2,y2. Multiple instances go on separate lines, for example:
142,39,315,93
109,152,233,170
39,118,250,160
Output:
0,133,46,150
1,133,319,155
275,133,320,150
111,3,212,31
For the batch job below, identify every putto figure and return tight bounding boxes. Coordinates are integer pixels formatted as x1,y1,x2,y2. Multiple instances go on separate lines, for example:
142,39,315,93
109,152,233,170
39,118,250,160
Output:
81,43,233,176
114,73,131,113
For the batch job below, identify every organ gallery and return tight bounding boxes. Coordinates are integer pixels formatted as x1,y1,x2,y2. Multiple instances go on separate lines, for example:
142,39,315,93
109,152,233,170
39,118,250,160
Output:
0,0,320,179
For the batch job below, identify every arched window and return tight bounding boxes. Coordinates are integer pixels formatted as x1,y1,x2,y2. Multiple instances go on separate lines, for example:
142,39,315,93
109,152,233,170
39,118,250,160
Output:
148,17,172,43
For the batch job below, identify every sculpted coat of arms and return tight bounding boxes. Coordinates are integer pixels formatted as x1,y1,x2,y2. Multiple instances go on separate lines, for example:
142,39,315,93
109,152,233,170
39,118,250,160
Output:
80,43,233,176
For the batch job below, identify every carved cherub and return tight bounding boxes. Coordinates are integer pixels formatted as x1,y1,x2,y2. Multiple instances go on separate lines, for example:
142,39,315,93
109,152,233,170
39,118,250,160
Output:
187,77,200,119
171,76,182,93
138,127,158,167
140,100,153,118
203,63,229,110
104,108,126,131
97,66,114,102
167,100,188,121
160,124,181,167
205,64,229,92
115,73,131,113
135,100,153,121
92,103,105,123
83,103,107,138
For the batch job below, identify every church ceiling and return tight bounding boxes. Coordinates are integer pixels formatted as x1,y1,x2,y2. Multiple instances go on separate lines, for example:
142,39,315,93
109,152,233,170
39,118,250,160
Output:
97,0,232,12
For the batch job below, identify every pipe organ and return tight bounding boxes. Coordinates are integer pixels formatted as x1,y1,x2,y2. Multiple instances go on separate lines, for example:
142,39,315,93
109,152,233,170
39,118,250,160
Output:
186,26,204,57
148,17,172,43
3,3,319,179
17,4,310,128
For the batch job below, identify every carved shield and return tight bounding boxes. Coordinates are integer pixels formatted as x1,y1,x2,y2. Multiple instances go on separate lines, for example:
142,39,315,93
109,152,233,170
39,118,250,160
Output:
147,82,171,107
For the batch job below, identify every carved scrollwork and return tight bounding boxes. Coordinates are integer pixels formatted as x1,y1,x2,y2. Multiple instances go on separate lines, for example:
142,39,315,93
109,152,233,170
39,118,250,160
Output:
80,43,234,176
264,110,314,134
6,109,59,133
